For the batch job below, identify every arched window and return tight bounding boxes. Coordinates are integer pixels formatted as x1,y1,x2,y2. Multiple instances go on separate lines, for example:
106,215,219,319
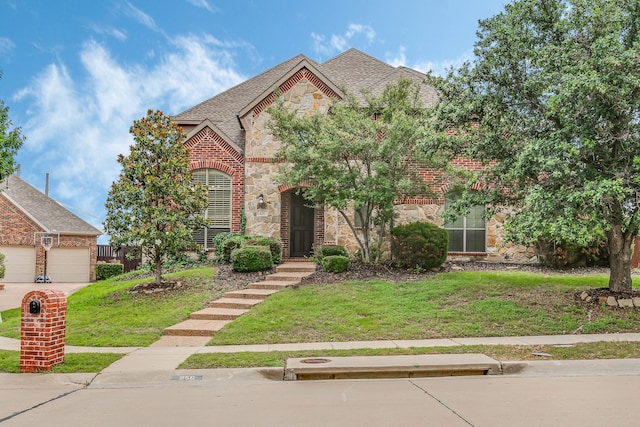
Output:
192,169,232,249
444,197,486,253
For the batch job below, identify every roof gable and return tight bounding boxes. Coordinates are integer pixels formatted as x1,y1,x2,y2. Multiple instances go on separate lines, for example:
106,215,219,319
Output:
238,59,343,130
0,175,102,236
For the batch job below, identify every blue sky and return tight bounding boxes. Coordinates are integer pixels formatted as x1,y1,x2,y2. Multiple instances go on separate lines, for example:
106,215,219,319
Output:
0,0,507,242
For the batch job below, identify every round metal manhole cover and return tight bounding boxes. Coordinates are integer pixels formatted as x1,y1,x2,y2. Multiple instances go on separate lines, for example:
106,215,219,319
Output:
299,358,331,364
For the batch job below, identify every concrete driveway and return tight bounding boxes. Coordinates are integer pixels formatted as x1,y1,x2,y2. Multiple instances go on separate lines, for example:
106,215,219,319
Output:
0,282,90,312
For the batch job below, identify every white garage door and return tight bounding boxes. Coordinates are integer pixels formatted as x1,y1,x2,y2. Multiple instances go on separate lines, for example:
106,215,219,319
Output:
47,248,90,283
0,246,36,282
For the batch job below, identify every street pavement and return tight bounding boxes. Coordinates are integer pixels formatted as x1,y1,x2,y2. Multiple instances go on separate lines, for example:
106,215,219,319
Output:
2,365,640,426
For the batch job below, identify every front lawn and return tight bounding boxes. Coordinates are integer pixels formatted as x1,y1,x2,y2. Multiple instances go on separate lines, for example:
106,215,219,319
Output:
0,266,225,346
206,271,640,345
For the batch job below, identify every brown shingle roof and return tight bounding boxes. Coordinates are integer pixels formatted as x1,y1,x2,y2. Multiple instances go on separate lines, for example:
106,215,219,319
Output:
1,175,102,236
173,48,436,151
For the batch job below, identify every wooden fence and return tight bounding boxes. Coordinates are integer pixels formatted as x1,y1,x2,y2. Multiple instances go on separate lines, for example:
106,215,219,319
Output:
97,245,141,273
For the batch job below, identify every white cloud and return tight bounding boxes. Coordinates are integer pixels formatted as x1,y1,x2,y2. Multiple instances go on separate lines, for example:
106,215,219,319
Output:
88,24,128,41
185,0,217,12
123,1,159,32
385,46,474,76
311,23,377,58
0,37,16,55
14,35,248,232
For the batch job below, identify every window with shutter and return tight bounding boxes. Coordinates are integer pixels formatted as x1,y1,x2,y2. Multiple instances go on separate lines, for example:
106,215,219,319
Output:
192,169,232,249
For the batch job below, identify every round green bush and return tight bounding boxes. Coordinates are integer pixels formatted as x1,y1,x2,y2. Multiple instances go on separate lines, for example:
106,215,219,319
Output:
231,246,273,272
312,244,347,264
391,221,448,270
322,255,350,273
246,237,283,264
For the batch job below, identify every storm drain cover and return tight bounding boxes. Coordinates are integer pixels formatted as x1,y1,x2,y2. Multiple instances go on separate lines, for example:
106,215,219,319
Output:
171,375,203,381
299,358,331,364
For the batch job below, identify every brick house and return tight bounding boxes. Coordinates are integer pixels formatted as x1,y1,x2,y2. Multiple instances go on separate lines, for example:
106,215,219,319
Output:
174,49,530,262
0,174,101,282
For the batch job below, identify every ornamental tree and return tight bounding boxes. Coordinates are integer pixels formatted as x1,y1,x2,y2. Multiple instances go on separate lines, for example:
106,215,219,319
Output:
268,79,451,262
0,72,24,181
104,110,207,283
430,0,640,292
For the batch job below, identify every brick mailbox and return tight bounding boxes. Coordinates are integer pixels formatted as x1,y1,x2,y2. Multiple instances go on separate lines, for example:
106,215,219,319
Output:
20,289,67,373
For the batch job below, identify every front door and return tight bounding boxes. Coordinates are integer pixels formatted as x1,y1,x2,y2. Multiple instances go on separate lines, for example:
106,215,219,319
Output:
290,193,314,257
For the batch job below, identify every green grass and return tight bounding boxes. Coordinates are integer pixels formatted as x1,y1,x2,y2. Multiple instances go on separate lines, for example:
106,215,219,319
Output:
0,266,222,346
180,341,640,369
0,350,123,373
206,271,640,345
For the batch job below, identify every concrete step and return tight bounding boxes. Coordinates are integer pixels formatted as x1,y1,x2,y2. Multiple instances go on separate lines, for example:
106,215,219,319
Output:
209,298,264,309
151,335,211,347
276,263,317,273
284,354,501,381
163,319,232,337
248,281,292,290
190,307,249,320
223,288,280,300
266,272,312,282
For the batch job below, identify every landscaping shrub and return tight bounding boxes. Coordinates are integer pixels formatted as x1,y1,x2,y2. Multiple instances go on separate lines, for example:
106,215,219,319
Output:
312,244,347,263
0,252,5,279
246,237,283,264
96,263,124,281
322,255,350,273
535,237,609,268
231,246,273,272
223,235,248,263
212,232,235,256
391,221,448,270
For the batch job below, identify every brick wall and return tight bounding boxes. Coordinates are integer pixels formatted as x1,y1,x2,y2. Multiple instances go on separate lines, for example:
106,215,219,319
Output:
20,289,67,373
187,127,245,233
0,195,40,245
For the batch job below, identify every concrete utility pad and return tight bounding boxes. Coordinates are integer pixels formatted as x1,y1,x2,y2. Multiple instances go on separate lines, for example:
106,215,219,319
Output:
285,353,501,381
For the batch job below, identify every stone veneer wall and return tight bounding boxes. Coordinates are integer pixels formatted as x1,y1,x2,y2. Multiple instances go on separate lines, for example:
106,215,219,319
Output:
243,75,332,246
239,71,534,262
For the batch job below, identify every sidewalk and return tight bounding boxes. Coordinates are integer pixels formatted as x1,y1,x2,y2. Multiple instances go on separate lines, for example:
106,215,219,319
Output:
2,333,640,373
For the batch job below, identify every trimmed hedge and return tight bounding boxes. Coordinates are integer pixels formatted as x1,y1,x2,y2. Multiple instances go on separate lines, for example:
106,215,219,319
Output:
96,263,124,281
231,246,273,272
391,221,448,270
313,244,347,260
246,237,283,264
0,251,4,279
322,255,350,273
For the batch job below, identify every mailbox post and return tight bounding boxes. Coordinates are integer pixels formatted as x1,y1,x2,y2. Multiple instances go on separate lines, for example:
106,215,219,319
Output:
20,289,67,373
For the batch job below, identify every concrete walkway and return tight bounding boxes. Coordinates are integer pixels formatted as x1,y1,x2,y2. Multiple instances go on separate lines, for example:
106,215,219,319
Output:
2,333,640,373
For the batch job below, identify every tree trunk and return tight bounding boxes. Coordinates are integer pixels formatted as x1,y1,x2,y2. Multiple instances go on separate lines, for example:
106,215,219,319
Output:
154,256,163,284
606,224,633,293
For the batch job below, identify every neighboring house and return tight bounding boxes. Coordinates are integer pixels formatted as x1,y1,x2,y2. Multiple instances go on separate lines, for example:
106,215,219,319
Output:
174,48,531,262
0,174,101,282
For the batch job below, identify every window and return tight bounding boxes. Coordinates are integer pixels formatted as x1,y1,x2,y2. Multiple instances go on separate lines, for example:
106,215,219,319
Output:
444,199,486,252
192,169,232,249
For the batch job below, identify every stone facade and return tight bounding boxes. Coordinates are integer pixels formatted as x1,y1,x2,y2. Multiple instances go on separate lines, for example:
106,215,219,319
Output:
175,50,534,263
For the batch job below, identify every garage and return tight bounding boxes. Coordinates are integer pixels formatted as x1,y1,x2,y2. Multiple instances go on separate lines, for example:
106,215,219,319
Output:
47,248,91,283
0,246,37,283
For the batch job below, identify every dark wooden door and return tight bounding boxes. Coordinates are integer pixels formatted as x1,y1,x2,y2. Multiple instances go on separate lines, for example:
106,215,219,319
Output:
290,193,314,257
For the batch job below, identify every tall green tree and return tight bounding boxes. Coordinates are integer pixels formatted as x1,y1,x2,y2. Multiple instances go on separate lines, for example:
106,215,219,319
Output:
431,0,640,292
268,79,449,262
104,110,207,283
0,72,24,181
